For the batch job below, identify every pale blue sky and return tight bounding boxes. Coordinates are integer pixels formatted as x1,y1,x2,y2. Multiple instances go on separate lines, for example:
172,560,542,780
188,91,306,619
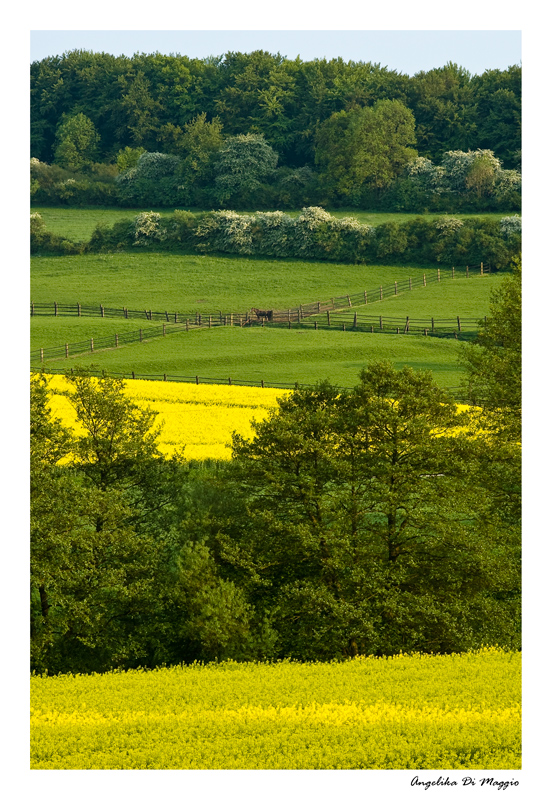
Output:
30,30,521,75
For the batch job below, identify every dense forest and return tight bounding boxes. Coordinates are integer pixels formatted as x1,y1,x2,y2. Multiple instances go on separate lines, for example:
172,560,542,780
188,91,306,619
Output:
31,50,521,211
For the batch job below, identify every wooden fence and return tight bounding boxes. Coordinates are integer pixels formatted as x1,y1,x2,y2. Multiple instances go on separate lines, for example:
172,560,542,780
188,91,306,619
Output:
30,311,485,365
30,364,471,402
30,263,490,326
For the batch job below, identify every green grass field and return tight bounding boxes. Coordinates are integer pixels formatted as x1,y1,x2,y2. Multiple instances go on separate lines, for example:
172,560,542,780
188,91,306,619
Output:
32,324,467,389
31,206,513,243
31,252,443,313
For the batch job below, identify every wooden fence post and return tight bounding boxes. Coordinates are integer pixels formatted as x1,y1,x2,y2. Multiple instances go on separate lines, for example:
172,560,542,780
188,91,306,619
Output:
364,290,367,304
209,315,212,328
327,311,331,327
466,265,469,278
380,316,383,330
77,303,81,317
314,321,318,330
186,319,189,332
164,374,167,381
175,312,177,323
65,344,69,358
40,348,43,362
452,266,455,279
115,334,118,347
405,316,409,333
457,316,461,331
342,323,346,332
481,262,484,275
139,329,143,342
132,371,135,379
90,338,94,353
228,377,232,385
54,302,57,316
124,307,128,319
423,274,426,287
332,297,335,309
437,269,440,282
409,277,412,290
101,305,104,317
353,312,357,329
317,301,321,313
380,286,383,301
163,324,166,336
165,311,169,321
261,380,265,388
431,318,435,333
394,281,398,295
347,295,351,307
196,375,199,385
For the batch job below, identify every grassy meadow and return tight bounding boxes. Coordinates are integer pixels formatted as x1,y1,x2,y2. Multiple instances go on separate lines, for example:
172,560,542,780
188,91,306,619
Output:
33,325,467,389
31,251,443,312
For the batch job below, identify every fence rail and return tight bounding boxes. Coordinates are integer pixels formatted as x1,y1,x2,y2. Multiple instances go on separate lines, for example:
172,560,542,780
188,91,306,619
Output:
30,310,484,365
30,364,471,402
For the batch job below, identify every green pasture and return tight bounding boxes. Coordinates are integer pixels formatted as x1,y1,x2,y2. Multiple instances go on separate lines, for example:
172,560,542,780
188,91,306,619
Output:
30,317,163,352
31,206,512,243
32,323,467,390
31,252,441,314
321,272,505,321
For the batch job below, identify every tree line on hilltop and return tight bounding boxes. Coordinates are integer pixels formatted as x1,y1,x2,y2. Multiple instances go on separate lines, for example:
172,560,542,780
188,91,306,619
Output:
31,51,521,212
31,265,521,674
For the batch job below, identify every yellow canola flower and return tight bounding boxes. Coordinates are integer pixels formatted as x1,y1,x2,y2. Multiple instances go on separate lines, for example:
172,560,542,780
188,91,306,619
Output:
41,374,289,461
30,648,521,770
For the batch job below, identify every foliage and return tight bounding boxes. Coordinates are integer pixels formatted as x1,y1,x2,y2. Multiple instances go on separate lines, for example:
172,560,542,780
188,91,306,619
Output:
30,371,270,674
213,133,279,208
459,258,521,435
116,151,181,206
31,51,520,172
53,113,100,172
315,100,418,203
226,362,520,659
116,146,146,172
30,212,85,254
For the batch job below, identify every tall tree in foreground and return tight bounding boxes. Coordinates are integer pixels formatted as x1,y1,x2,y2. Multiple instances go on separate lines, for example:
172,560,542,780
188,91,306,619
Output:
460,258,521,438
227,363,520,660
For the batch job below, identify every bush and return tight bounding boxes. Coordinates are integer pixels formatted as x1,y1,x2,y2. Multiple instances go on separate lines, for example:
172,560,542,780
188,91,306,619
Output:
30,212,85,255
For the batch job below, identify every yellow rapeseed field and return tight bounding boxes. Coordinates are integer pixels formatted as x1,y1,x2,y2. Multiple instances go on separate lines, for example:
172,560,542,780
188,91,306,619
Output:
30,648,520,770
42,374,289,460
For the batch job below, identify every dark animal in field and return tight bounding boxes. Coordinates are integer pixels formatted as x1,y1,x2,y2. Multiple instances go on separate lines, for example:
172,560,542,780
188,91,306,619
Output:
251,307,273,322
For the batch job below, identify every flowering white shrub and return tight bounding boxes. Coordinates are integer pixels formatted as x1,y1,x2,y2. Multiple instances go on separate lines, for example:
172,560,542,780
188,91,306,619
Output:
500,216,522,237
434,216,464,234
441,149,501,192
134,211,163,246
406,157,446,192
195,210,255,255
